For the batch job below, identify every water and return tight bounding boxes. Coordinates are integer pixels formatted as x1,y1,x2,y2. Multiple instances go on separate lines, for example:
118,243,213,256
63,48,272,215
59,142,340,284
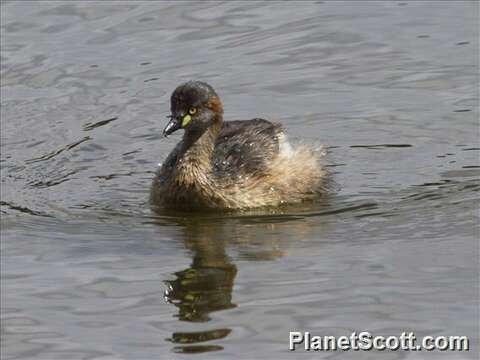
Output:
1,1,478,359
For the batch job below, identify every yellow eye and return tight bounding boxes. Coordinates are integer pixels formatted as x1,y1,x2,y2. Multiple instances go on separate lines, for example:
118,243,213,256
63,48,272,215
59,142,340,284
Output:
188,107,197,115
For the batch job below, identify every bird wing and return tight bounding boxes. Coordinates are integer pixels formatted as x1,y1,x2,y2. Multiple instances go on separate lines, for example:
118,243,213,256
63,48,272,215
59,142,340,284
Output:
213,118,283,178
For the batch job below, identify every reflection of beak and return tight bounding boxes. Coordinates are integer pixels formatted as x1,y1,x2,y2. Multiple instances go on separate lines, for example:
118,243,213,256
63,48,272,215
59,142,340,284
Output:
163,115,182,137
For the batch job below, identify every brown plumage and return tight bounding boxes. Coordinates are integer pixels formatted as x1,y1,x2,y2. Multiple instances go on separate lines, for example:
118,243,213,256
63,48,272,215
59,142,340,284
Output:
150,81,330,210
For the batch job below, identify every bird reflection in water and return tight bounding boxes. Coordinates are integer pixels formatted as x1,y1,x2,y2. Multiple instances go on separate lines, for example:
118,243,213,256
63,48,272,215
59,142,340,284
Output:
162,216,239,353
159,206,328,353
165,260,237,323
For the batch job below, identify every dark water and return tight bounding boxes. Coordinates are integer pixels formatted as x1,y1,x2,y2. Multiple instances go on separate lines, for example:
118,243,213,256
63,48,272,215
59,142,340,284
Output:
1,2,479,359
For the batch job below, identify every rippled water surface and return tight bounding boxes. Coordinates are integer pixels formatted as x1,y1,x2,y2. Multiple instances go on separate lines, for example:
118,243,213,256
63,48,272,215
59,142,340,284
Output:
1,2,479,359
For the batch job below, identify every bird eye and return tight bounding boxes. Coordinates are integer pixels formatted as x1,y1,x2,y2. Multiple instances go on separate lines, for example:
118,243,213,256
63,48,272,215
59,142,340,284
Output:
188,107,197,115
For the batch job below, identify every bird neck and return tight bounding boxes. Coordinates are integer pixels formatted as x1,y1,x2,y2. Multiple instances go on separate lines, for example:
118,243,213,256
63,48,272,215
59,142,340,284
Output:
175,117,223,185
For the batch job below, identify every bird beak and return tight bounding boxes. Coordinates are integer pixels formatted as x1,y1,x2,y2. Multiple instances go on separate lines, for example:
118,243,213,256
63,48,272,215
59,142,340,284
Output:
163,114,182,137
